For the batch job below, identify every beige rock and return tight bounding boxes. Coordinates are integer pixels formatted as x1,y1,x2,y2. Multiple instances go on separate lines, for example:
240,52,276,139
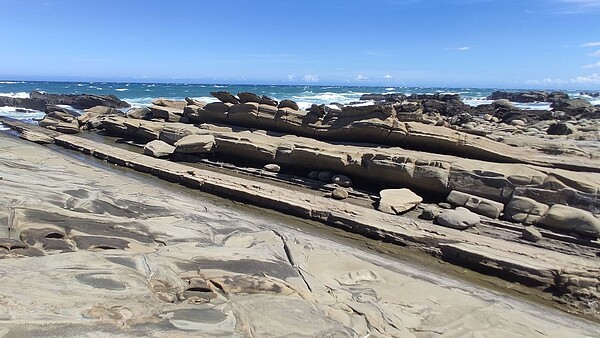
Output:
174,134,215,154
538,204,600,238
378,188,423,214
144,140,175,158
446,190,504,219
332,187,349,200
20,130,53,144
151,98,187,109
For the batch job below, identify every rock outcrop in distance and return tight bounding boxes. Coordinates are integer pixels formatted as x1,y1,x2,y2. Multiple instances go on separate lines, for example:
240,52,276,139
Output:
0,90,130,110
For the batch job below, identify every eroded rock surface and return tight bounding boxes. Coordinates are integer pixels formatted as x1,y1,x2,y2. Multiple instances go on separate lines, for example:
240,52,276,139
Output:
1,134,599,336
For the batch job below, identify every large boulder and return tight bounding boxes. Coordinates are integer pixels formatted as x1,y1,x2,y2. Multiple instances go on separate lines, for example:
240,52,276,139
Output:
446,190,504,219
174,134,215,154
437,207,480,229
550,98,594,116
210,91,239,105
151,98,187,109
144,140,175,158
126,107,151,119
486,91,549,103
378,188,423,215
38,117,80,134
30,91,130,109
537,204,600,238
503,196,548,225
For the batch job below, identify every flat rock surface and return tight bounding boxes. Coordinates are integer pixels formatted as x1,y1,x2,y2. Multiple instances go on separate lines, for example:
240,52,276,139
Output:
1,134,599,336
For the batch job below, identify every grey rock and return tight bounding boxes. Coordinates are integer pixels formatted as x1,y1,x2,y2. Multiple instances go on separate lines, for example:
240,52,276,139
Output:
263,164,281,173
318,171,335,183
437,207,480,230
446,190,504,219
546,122,577,135
126,107,151,119
332,174,352,187
522,226,542,242
538,204,600,238
504,196,548,225
421,205,440,220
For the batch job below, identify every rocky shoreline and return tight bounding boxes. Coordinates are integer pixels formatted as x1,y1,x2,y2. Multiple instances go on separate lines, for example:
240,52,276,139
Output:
1,89,600,333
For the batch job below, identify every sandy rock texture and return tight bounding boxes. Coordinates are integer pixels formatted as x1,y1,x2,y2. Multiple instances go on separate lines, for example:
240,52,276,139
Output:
1,134,599,336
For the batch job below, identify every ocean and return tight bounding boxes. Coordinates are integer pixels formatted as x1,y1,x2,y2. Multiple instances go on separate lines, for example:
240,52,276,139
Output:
1,80,599,129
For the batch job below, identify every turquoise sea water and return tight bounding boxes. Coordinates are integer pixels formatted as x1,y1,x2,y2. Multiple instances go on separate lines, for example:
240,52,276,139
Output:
1,81,598,128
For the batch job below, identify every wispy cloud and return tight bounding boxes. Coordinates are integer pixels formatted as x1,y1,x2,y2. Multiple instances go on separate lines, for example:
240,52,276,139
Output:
447,46,471,51
555,0,600,13
589,50,600,57
355,74,368,81
572,73,600,84
303,74,320,82
583,61,600,68
287,74,296,81
581,41,600,47
383,74,393,79
527,73,600,85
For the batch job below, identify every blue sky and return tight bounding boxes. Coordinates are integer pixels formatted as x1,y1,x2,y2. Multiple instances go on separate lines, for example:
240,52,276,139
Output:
0,0,599,89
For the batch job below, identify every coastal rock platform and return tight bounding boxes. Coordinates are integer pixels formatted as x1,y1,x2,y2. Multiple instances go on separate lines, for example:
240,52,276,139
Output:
1,129,599,336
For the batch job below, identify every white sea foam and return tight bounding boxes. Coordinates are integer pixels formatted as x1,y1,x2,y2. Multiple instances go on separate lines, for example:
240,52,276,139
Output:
115,88,128,92
291,92,365,105
123,97,154,107
0,122,8,131
385,87,395,91
190,96,218,103
0,91,30,99
0,106,45,122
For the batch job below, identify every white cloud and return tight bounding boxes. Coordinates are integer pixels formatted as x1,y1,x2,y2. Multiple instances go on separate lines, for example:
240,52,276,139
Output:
355,74,368,81
583,61,600,68
589,50,600,56
303,74,320,82
287,74,296,81
581,41,600,47
571,73,600,84
525,78,568,86
383,74,393,79
456,46,471,51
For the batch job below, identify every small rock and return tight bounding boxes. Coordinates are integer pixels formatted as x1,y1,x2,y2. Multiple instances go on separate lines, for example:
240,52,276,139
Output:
263,164,281,173
546,122,577,135
332,174,352,187
483,113,493,121
438,202,452,209
522,226,542,242
378,188,423,215
332,188,349,200
317,171,335,183
510,119,525,127
420,205,440,220
437,207,480,230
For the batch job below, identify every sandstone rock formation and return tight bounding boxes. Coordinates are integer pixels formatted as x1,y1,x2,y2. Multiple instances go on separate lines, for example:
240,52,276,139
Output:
378,188,423,215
